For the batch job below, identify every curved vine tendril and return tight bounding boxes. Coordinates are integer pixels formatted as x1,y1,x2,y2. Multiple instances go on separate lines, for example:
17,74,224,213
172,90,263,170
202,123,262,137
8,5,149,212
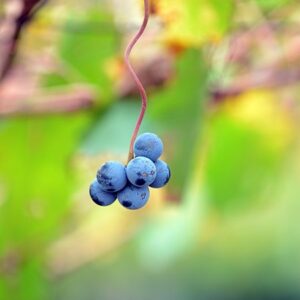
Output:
124,0,150,162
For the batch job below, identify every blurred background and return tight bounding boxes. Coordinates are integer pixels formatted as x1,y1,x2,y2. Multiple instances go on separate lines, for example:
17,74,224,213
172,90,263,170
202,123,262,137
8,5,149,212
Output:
1,0,300,299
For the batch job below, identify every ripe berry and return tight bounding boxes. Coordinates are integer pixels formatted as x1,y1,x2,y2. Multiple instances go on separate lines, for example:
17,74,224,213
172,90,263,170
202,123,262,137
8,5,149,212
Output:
150,160,171,188
89,179,116,206
96,161,127,192
126,156,156,187
134,132,163,162
117,185,150,210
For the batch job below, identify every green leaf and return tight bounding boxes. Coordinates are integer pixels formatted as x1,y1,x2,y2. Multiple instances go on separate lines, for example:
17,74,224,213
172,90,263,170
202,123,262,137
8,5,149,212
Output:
59,8,120,101
255,0,292,9
203,113,284,212
0,112,91,252
150,49,208,193
41,72,70,88
210,0,234,33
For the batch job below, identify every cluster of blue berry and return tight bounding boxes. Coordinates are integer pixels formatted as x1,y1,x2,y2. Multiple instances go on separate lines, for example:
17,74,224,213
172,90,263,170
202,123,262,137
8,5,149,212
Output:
89,133,171,210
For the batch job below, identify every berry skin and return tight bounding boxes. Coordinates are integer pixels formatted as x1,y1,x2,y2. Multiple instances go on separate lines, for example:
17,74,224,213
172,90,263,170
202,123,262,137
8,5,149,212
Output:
117,185,150,210
134,132,163,162
150,160,171,188
96,161,127,192
126,156,156,187
89,179,116,206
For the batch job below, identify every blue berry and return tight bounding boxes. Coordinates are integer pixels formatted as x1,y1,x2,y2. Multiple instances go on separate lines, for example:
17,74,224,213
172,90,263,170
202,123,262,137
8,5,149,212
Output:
89,179,116,206
150,160,171,188
126,156,156,187
96,161,127,192
134,132,163,162
117,185,150,210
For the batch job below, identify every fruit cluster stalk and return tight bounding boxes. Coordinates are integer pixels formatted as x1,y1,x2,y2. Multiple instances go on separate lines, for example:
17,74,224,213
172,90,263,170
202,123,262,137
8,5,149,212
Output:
124,0,150,162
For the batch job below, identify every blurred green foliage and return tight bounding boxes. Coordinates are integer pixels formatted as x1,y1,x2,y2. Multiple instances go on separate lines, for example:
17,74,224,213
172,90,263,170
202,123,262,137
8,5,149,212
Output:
59,11,120,100
150,49,207,192
256,0,292,9
1,0,300,300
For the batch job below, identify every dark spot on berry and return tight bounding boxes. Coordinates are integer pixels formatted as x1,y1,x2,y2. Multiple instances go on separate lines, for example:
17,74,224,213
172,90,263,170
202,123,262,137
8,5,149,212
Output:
98,201,105,206
106,188,115,192
141,192,146,199
101,174,110,180
108,182,113,187
122,201,132,208
135,179,145,186
136,144,147,151
150,170,155,175
137,171,142,176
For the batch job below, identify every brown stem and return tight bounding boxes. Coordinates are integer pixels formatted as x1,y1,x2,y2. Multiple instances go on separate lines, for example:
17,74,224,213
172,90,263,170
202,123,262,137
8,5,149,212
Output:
211,67,300,103
0,0,47,81
0,85,96,117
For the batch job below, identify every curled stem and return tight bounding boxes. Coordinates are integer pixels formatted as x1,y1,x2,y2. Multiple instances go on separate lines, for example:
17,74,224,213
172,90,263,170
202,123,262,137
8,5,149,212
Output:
124,0,150,162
